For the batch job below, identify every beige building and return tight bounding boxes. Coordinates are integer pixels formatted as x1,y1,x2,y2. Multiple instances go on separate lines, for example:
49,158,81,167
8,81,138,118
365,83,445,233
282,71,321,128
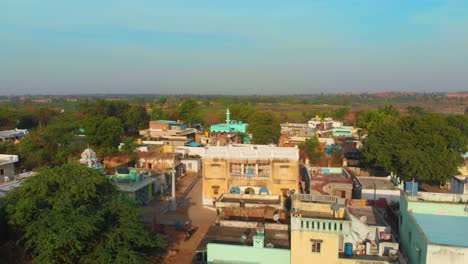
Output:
290,194,399,264
202,145,300,205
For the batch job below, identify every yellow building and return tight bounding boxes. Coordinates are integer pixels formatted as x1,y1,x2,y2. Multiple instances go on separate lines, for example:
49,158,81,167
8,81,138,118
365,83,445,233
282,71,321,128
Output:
202,145,299,205
290,194,398,264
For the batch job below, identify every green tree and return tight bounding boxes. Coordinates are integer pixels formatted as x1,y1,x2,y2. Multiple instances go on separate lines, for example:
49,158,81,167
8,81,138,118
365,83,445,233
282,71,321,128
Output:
124,105,149,135
362,114,467,184
121,137,138,166
300,137,323,164
178,98,199,126
3,164,166,264
84,117,123,154
248,112,281,144
356,104,399,131
229,104,256,122
18,114,83,169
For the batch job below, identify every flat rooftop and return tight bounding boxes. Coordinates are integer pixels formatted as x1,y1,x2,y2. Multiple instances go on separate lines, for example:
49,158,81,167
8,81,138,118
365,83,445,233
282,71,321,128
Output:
202,145,299,160
356,177,397,190
0,154,19,165
196,226,290,251
347,206,387,226
413,213,468,247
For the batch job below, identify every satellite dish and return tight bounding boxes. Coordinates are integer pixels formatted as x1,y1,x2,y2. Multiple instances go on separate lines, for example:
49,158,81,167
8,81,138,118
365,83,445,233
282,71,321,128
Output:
273,213,280,223
360,216,367,223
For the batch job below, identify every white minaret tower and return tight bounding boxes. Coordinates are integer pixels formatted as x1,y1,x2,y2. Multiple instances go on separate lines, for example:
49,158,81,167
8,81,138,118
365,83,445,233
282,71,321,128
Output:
226,106,231,124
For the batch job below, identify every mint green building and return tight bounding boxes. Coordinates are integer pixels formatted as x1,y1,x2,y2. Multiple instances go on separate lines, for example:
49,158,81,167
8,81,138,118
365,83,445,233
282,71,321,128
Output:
196,225,290,264
332,126,354,137
399,191,468,264
210,108,250,143
110,168,156,206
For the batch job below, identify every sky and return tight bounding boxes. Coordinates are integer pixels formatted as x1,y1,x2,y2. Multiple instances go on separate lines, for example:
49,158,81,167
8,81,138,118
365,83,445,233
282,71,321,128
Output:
1,0,468,95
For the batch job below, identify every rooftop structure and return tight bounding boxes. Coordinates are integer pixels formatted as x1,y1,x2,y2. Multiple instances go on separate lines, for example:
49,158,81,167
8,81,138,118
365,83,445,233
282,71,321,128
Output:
291,193,399,264
400,191,468,264
353,176,402,203
306,166,353,199
203,144,299,160
210,107,249,134
110,168,156,205
450,175,468,194
198,225,291,264
79,148,103,170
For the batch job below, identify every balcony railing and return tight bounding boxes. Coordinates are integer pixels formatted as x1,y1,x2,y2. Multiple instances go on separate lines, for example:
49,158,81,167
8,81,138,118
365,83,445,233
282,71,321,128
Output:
229,172,271,180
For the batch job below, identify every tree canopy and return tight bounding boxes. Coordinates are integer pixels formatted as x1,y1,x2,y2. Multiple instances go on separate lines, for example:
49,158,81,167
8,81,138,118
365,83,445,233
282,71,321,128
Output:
362,113,467,183
3,164,166,263
299,137,323,164
248,112,281,144
178,98,200,126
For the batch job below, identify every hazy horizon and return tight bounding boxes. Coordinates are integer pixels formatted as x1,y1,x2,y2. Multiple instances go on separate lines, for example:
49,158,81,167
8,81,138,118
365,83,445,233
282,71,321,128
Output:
2,1,468,95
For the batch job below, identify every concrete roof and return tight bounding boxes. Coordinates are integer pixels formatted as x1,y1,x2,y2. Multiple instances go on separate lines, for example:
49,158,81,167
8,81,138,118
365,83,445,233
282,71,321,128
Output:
203,144,299,160
196,226,290,251
413,213,468,247
0,154,19,165
356,176,397,190
347,206,387,226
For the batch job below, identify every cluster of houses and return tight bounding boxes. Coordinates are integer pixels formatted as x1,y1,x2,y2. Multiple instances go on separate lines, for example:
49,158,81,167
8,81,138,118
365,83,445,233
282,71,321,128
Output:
1,109,468,264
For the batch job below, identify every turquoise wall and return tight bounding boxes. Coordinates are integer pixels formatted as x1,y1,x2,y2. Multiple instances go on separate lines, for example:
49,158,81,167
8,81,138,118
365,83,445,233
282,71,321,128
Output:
408,201,468,217
207,243,290,264
400,195,429,264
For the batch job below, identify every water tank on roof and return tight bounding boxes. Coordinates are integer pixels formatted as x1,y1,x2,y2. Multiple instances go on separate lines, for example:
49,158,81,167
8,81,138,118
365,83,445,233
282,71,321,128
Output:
405,182,419,196
344,243,353,257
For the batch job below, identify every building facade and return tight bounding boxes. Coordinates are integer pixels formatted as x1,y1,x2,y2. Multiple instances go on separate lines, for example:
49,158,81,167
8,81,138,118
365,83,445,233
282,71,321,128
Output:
0,154,19,182
202,145,299,205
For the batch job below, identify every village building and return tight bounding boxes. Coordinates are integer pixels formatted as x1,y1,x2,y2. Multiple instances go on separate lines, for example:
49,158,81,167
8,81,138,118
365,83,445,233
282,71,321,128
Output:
0,154,19,182
110,167,156,206
290,194,399,264
136,151,184,178
352,176,402,204
202,144,299,205
305,166,353,199
209,108,250,145
399,191,468,264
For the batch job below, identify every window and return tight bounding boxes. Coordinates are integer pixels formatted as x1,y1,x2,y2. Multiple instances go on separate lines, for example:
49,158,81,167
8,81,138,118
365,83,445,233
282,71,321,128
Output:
306,221,309,229
281,188,289,198
310,239,322,253
0,169,4,175
212,186,219,195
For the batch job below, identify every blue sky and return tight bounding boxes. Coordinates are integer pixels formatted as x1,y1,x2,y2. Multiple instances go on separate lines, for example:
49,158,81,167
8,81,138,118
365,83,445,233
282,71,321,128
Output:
1,0,467,95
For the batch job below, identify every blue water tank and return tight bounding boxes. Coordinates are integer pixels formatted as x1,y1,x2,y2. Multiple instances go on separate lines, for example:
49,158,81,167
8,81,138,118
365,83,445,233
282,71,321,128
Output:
405,182,419,196
344,243,353,257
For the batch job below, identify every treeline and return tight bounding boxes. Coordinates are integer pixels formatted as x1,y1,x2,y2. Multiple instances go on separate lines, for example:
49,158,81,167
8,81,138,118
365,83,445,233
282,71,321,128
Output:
0,100,148,171
358,105,468,184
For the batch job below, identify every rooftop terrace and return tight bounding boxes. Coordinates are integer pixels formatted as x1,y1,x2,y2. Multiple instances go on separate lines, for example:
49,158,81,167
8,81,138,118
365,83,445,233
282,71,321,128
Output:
413,213,468,247
356,176,397,190
197,226,290,251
